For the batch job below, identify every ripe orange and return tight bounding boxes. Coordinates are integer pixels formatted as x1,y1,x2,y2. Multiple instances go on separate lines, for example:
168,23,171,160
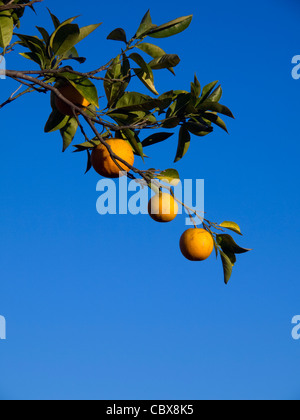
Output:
91,139,134,178
55,83,90,116
148,192,178,223
180,228,214,261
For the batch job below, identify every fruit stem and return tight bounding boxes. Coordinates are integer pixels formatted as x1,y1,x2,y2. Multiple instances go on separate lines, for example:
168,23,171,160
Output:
186,209,198,228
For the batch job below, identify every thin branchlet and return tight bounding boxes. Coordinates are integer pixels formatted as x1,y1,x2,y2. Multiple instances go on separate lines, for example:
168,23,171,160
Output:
0,0,43,12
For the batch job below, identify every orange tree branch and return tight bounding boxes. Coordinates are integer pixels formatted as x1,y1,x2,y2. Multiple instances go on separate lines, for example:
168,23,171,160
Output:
4,69,156,132
3,69,155,184
0,0,43,12
3,70,220,233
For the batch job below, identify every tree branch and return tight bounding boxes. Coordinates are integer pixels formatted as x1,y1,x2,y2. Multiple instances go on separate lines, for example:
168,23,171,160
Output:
0,85,33,109
0,0,43,12
4,69,158,133
12,66,125,83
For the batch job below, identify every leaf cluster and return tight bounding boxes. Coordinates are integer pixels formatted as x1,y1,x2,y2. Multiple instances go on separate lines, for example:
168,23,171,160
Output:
0,0,36,49
16,9,101,68
209,221,251,284
0,5,251,285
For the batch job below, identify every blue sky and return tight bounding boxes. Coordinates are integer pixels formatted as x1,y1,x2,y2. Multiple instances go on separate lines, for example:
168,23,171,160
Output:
0,0,300,400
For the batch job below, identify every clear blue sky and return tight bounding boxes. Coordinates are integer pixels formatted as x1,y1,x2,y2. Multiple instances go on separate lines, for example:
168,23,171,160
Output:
0,0,300,400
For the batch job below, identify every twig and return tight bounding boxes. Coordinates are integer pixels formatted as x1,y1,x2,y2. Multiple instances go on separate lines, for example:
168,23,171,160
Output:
0,0,43,12
0,85,33,109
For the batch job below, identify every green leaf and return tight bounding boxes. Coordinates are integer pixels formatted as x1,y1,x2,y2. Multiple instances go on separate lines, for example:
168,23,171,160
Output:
219,221,242,235
76,23,102,44
166,92,192,118
129,53,158,95
136,42,166,58
220,251,233,285
50,90,56,109
104,56,121,105
0,12,14,49
142,132,174,147
107,111,132,123
217,234,251,254
199,81,219,103
83,103,97,118
226,251,237,266
36,26,50,43
173,89,189,95
19,51,43,66
167,68,176,76
107,27,127,43
61,46,82,62
162,117,180,129
47,8,60,29
73,133,110,152
73,140,100,151
17,34,46,66
156,91,175,111
133,68,159,95
148,54,180,70
213,236,219,259
121,55,131,85
174,125,191,162
115,92,159,112
197,101,234,118
136,10,157,39
44,109,69,133
191,74,201,98
209,85,223,102
202,112,228,133
17,33,45,49
108,109,155,126
129,52,153,76
51,23,80,57
121,129,144,159
136,43,176,75
60,117,78,151
148,15,193,39
186,120,213,136
129,53,160,95
48,16,79,55
58,72,99,107
144,113,157,124
156,168,180,186
85,149,92,174
104,55,127,107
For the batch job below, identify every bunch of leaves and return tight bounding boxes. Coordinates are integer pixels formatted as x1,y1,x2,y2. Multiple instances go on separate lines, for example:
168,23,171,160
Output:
15,10,238,222
0,1,40,51
16,9,102,69
74,11,234,165
12,8,233,164
3,5,251,285
208,221,251,284
44,72,99,152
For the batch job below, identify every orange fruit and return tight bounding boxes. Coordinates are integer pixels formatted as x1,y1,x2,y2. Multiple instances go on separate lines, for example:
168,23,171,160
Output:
91,139,134,178
180,228,214,261
148,192,178,223
55,83,90,116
